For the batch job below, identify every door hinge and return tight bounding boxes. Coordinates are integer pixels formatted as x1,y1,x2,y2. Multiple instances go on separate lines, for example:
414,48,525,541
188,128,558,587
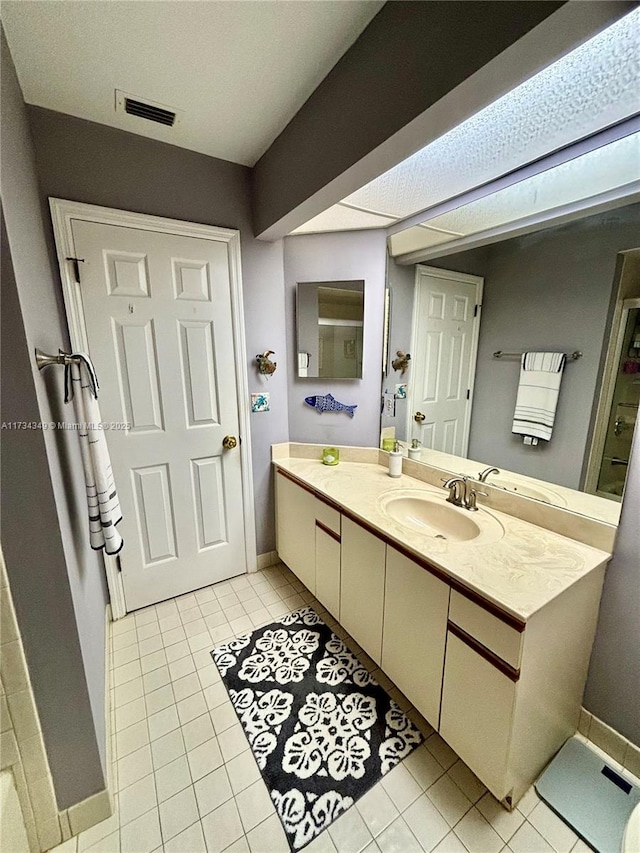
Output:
474,304,481,317
466,389,470,400
66,256,85,283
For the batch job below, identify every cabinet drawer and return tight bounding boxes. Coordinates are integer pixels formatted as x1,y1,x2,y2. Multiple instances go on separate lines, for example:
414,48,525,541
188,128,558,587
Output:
449,590,523,669
315,503,341,537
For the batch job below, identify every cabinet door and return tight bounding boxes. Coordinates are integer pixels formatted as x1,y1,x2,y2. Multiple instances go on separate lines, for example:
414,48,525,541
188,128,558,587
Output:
315,523,341,618
275,474,317,593
440,631,516,800
382,547,449,727
340,517,386,663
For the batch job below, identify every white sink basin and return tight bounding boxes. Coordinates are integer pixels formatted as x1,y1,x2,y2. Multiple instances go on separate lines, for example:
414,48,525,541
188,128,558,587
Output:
490,477,566,506
378,489,504,545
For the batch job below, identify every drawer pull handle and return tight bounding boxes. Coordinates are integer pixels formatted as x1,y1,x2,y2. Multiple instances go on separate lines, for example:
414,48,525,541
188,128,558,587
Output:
315,519,341,543
448,621,520,682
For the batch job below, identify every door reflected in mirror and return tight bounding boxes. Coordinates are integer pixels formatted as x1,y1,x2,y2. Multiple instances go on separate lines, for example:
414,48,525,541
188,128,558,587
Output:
297,280,364,379
406,266,483,459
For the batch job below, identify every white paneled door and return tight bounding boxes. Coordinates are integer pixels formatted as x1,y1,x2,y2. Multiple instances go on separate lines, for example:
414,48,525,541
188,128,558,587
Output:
71,219,247,610
410,266,483,456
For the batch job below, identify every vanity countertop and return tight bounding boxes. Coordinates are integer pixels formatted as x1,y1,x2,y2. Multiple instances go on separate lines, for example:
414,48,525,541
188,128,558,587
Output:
273,457,611,623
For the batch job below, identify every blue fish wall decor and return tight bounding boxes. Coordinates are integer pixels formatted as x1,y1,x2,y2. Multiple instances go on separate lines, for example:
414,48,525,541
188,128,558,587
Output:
304,394,357,418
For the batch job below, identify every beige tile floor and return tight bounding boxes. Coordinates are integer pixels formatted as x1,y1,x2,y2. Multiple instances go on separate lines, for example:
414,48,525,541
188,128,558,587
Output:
51,564,593,853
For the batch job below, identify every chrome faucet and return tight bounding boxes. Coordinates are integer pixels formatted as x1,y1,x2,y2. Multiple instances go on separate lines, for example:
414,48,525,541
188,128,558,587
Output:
442,476,487,511
443,476,466,507
465,485,487,511
478,466,500,483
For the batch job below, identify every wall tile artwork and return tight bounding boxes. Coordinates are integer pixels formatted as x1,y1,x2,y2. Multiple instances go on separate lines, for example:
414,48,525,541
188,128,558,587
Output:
251,392,271,413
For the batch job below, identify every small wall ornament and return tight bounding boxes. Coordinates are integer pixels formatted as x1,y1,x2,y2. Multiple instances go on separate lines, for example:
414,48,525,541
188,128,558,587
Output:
395,383,407,399
251,392,270,413
256,350,277,376
304,394,357,418
392,350,411,375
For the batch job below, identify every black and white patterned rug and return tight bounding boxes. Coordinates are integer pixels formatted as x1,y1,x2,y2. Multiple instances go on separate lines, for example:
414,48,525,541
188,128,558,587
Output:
211,606,423,850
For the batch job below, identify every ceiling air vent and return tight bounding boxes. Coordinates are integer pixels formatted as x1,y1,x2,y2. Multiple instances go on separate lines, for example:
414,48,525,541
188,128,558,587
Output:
115,90,180,127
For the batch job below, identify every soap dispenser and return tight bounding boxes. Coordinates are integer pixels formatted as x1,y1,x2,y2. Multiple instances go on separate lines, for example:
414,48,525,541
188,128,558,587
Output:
388,441,403,478
408,438,422,460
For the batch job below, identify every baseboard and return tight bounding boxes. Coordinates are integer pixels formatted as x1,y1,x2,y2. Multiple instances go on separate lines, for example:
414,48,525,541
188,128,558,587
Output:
64,788,112,838
104,604,115,805
578,707,640,780
257,550,279,570
57,605,115,842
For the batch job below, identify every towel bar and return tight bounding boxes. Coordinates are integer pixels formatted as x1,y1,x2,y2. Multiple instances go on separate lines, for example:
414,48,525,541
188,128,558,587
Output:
34,348,83,370
493,350,582,361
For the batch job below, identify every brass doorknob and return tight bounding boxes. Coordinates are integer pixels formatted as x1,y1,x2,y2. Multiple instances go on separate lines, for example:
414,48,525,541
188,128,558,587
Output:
222,435,238,450
414,412,426,423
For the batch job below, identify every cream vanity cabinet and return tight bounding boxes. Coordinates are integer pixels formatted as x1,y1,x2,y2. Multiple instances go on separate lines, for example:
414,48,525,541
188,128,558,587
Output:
334,515,450,726
340,517,386,663
275,471,341,605
440,592,523,801
440,572,605,806
314,507,341,619
382,546,450,727
275,472,318,592
275,467,606,808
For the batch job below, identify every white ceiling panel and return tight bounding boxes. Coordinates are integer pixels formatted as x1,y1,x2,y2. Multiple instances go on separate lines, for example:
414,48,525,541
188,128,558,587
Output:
428,134,640,236
2,0,383,166
389,225,464,257
388,133,640,258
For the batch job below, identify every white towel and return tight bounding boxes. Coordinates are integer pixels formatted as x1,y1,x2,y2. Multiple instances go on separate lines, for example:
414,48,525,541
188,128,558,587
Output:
66,354,123,555
512,351,566,443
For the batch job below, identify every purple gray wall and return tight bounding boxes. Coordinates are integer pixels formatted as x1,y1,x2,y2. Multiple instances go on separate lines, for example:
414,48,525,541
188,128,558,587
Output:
1,30,107,808
284,231,386,447
380,253,414,441
427,247,490,279
584,421,640,744
26,105,290,557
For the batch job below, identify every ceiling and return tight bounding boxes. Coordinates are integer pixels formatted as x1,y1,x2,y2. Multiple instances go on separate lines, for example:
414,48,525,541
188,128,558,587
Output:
292,7,640,240
1,0,383,166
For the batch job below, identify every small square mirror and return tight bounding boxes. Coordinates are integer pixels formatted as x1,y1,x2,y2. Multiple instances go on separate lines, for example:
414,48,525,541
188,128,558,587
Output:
296,280,364,379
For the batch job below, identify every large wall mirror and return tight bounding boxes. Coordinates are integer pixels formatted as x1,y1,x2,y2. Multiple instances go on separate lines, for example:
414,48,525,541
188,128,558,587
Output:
297,280,364,379
380,200,640,525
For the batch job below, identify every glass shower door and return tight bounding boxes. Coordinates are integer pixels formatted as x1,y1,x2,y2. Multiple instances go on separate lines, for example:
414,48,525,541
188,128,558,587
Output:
596,305,640,499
